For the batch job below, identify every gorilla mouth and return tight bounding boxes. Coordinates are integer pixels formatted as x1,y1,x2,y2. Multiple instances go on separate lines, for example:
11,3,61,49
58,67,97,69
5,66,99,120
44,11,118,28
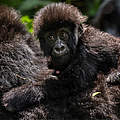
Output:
52,48,69,57
52,53,70,64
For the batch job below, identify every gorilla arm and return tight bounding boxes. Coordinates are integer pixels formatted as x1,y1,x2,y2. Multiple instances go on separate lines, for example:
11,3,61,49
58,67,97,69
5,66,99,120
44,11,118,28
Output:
83,25,120,84
2,81,45,112
2,74,58,112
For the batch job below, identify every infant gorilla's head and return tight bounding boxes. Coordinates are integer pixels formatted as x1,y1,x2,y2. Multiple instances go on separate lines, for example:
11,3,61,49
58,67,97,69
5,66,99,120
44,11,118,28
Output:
34,3,86,71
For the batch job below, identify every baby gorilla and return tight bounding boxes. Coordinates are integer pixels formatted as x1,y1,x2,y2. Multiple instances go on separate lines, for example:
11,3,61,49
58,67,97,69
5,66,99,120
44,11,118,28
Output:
34,4,86,72
2,3,120,120
33,3,119,87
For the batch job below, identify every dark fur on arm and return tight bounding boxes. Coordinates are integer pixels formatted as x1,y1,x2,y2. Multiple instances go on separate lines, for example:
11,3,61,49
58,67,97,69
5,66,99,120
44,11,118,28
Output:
2,82,45,112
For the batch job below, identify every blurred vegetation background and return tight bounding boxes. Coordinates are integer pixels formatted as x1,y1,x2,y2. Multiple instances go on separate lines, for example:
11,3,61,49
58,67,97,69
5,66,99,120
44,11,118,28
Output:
0,0,103,33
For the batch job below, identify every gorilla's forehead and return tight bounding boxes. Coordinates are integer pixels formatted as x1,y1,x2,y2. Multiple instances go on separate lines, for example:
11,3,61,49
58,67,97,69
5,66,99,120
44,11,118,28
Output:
41,20,76,32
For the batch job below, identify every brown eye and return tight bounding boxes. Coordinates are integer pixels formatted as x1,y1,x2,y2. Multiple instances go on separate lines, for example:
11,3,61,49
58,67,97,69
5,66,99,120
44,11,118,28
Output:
45,32,55,45
45,33,55,45
59,31,69,40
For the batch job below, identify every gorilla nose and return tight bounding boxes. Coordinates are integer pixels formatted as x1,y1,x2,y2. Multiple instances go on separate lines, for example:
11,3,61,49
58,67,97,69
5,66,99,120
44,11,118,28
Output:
54,44,66,55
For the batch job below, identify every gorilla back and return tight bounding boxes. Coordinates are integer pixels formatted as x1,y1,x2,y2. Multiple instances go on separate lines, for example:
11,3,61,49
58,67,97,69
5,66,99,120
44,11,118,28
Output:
0,6,43,90
0,5,48,120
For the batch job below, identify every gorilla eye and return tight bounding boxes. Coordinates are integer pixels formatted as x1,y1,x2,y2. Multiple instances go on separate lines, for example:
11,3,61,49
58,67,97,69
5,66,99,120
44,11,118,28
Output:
59,31,69,40
45,32,56,46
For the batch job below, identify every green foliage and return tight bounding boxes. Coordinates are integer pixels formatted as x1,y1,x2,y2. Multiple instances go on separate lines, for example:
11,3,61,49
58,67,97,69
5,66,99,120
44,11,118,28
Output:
86,0,101,16
66,0,71,4
21,16,33,33
0,0,102,31
19,0,53,11
0,0,23,9
0,0,102,18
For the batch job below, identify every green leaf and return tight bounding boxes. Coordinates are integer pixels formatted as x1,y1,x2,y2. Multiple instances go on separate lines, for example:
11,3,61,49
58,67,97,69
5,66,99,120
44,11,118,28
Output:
21,16,33,33
92,92,101,97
